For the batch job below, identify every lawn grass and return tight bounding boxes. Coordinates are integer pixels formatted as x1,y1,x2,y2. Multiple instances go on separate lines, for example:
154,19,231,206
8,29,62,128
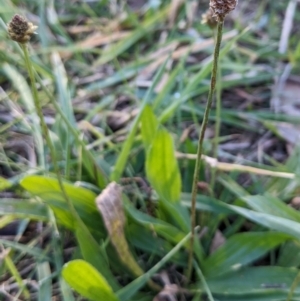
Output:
1,0,300,300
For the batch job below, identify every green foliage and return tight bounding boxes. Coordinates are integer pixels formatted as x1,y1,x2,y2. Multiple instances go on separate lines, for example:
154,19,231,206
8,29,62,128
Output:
62,260,119,301
1,1,300,300
203,232,292,277
21,175,105,233
145,127,181,203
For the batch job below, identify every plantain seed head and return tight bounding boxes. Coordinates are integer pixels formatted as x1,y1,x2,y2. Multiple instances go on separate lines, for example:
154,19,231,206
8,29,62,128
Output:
7,14,38,44
209,0,238,22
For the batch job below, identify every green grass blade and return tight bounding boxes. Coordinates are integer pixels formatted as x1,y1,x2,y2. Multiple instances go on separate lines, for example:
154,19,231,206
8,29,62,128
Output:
38,262,52,301
116,229,193,301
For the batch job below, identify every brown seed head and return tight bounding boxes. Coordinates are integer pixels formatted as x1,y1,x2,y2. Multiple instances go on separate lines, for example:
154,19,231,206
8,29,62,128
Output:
210,0,238,22
201,9,218,29
7,14,38,44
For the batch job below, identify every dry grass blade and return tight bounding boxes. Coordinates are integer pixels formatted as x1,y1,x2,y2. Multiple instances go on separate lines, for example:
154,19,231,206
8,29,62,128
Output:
176,152,296,179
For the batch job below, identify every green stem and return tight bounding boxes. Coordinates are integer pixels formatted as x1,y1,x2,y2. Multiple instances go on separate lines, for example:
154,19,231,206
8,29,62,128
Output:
187,21,224,280
287,270,300,301
210,66,222,190
21,44,79,227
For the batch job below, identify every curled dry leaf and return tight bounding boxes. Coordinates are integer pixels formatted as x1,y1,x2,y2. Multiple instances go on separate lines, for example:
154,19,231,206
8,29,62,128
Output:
96,182,144,277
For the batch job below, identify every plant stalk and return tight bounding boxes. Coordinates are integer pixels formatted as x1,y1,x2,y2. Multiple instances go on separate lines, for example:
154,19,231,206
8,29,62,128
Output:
21,44,80,227
187,21,224,280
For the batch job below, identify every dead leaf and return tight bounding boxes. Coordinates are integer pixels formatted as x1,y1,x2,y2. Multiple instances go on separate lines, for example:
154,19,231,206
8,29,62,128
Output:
210,230,226,254
96,182,143,276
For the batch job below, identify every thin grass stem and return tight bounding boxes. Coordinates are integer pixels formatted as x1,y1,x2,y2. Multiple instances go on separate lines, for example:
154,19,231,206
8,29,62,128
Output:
187,21,224,280
21,44,81,228
210,67,222,190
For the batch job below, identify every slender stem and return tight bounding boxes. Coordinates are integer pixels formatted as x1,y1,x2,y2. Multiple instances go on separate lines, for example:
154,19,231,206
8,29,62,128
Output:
210,66,222,190
187,21,224,280
287,270,300,301
21,44,80,227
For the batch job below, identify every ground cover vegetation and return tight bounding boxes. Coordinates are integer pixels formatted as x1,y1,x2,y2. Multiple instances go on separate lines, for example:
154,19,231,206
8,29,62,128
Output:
0,0,300,300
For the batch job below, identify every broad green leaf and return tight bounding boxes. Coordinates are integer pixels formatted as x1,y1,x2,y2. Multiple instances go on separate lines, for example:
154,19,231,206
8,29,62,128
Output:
141,107,190,233
203,232,291,277
21,176,118,289
277,241,300,268
212,294,300,301
182,193,300,242
146,128,181,203
229,204,300,239
62,260,119,301
242,194,300,222
20,175,106,235
202,267,299,298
